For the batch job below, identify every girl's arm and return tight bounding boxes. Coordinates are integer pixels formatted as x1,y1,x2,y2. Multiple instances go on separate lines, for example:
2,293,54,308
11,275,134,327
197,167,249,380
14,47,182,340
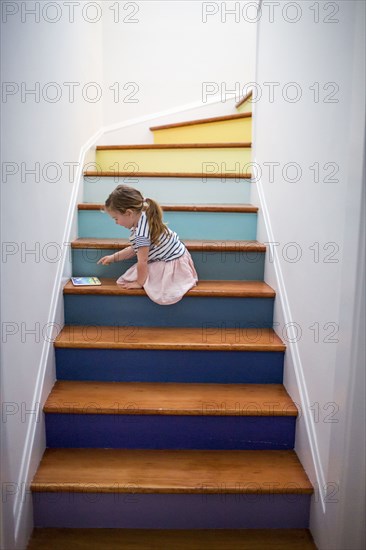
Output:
97,246,136,265
135,246,149,286
118,246,149,289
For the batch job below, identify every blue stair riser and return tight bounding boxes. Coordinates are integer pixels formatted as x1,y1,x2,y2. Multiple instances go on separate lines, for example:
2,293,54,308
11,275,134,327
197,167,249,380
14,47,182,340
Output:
78,211,258,241
84,176,252,204
33,492,311,529
72,249,265,281
55,349,285,384
45,414,295,450
64,295,274,328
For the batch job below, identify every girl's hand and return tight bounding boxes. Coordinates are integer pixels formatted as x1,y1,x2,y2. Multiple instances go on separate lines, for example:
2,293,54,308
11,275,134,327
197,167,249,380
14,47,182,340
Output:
119,280,143,289
97,255,114,265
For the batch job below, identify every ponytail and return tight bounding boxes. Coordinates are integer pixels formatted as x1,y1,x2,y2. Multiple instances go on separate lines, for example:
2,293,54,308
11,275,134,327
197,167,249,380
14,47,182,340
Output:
144,198,169,245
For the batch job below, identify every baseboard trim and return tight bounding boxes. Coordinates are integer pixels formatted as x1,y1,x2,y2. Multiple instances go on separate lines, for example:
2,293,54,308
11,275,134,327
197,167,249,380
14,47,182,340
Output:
250,167,326,513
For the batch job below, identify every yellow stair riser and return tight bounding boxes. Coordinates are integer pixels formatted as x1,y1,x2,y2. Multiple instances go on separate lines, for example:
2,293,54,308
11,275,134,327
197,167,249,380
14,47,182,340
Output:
153,117,252,144
237,100,252,114
96,148,252,174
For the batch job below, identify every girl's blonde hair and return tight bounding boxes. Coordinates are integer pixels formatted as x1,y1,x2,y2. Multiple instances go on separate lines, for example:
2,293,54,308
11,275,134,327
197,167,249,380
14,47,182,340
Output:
105,185,169,245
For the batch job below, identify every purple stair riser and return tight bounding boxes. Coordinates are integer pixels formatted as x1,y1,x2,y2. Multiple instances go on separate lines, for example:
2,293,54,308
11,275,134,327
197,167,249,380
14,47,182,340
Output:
33,492,311,529
45,413,296,450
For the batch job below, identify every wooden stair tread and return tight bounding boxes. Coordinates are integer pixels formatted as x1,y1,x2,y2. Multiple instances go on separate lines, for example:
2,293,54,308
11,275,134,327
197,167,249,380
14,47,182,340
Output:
236,90,253,108
150,112,252,131
31,449,313,494
71,238,266,252
96,142,251,150
44,381,297,416
54,326,285,351
64,279,275,297
28,528,317,549
78,203,258,213
83,171,252,179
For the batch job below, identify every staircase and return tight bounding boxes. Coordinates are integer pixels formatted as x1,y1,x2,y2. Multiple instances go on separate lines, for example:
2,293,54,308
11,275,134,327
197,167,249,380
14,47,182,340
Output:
29,93,316,548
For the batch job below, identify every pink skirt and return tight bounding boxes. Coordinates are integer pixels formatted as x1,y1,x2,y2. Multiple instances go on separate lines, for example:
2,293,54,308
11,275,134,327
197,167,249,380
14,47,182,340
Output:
116,250,198,305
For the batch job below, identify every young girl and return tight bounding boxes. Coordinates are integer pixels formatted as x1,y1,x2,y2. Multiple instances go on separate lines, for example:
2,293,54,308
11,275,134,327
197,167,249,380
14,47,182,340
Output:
97,185,198,305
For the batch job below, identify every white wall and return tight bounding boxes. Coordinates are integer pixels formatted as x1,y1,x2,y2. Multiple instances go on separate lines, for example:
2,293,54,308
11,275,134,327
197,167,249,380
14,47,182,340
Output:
253,1,365,548
100,0,258,144
102,0,258,128
0,3,103,548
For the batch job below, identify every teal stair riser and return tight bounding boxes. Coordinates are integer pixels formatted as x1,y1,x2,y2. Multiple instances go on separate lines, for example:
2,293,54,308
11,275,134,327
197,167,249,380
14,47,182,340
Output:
78,211,258,241
64,295,274,328
84,177,252,204
72,250,265,281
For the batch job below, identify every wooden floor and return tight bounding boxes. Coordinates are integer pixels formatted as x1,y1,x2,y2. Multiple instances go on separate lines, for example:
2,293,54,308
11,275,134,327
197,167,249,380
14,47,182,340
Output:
72,238,266,252
28,528,317,549
44,381,297,416
84,170,253,179
78,203,259,212
55,326,285,351
63,278,275,297
31,449,313,494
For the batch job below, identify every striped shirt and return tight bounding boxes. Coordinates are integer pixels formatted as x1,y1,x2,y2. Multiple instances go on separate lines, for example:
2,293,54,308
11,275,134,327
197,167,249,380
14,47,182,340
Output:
129,212,186,262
